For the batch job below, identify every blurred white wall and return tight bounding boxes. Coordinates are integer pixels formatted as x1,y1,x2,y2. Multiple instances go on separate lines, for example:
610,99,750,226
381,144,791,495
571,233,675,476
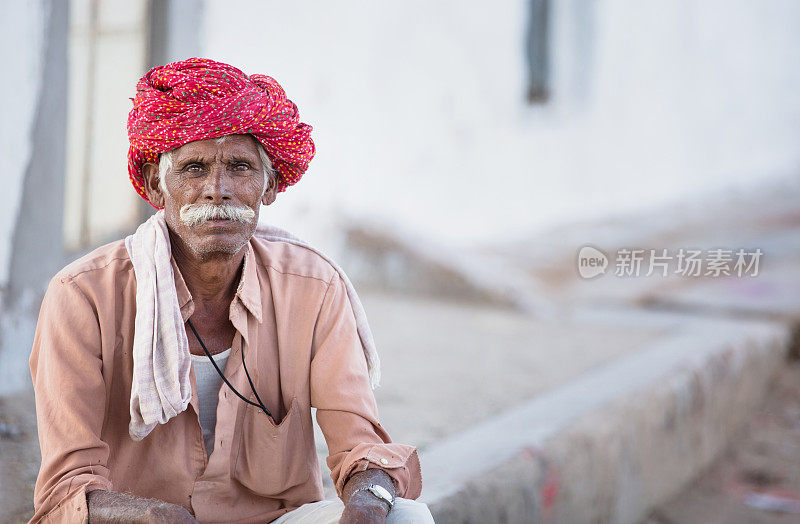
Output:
0,0,68,396
203,0,800,248
64,0,148,250
0,1,45,288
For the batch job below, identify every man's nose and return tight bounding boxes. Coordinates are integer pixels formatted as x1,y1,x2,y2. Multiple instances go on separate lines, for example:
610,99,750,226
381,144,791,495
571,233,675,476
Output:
201,163,232,202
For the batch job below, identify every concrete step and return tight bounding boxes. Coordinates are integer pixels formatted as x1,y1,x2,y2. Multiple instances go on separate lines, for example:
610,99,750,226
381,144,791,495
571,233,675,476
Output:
417,312,790,523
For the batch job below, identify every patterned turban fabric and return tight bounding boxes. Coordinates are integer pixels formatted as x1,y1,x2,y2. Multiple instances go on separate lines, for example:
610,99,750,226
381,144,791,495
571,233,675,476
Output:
127,57,315,207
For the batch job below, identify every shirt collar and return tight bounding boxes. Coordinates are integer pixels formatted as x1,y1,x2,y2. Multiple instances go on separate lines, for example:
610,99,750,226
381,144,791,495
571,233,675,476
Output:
171,257,194,322
235,241,263,323
171,239,263,324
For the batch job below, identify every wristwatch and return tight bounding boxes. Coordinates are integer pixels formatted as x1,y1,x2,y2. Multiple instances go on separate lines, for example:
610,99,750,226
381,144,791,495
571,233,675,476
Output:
352,484,394,511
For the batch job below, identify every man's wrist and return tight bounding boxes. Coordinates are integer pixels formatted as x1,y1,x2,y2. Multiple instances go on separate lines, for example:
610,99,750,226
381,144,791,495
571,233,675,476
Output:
347,489,391,514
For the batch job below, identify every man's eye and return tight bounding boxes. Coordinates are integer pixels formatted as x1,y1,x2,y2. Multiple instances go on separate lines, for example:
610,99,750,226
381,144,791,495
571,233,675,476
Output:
186,165,203,173
233,163,250,171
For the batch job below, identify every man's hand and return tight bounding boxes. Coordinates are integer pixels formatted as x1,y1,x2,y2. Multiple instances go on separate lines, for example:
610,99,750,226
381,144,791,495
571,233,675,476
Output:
87,489,199,523
340,469,396,524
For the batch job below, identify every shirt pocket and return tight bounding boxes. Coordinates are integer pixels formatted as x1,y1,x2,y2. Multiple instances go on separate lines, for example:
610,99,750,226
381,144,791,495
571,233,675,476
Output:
232,396,311,497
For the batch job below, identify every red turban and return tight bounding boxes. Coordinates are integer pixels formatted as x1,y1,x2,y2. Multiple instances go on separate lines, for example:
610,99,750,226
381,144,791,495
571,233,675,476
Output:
127,58,315,207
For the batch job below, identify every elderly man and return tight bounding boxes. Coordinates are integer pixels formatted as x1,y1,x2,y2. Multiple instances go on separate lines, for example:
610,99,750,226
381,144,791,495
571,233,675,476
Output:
29,58,432,523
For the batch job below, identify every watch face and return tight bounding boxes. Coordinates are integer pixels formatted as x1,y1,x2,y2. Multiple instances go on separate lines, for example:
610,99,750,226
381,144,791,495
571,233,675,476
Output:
368,485,394,505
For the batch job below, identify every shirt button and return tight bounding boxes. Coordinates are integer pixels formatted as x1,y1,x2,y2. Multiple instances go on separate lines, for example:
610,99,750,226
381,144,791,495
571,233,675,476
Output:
380,458,388,465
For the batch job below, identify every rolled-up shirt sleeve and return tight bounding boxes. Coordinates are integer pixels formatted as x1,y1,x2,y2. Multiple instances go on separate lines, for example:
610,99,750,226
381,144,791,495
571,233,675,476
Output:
310,273,422,500
29,277,113,523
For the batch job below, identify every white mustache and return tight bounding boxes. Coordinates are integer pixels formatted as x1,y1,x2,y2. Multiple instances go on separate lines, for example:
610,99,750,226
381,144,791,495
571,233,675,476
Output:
179,203,256,227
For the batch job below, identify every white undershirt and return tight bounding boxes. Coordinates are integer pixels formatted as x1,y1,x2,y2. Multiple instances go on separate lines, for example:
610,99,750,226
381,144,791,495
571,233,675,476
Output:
190,348,231,456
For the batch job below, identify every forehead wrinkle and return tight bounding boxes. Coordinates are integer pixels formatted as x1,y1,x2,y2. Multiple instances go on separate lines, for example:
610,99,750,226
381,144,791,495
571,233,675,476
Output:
218,140,261,163
173,151,216,168
172,135,261,167
222,149,260,164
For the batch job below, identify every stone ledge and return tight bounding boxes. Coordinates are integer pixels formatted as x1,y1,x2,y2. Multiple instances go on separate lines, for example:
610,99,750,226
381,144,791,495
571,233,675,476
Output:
419,315,790,523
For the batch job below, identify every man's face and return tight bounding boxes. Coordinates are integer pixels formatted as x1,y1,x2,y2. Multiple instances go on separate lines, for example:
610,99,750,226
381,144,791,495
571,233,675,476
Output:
143,134,276,258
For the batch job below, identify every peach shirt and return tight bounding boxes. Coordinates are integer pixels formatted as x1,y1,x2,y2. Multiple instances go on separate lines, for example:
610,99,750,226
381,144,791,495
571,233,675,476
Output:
29,237,422,523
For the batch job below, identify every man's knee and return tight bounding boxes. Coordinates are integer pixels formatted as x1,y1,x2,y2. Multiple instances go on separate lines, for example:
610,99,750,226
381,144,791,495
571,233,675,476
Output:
387,498,435,523
272,498,434,523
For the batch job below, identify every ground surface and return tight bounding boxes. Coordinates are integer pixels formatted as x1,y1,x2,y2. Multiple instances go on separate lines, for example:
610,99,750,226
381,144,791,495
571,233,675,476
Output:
0,390,38,523
644,361,800,524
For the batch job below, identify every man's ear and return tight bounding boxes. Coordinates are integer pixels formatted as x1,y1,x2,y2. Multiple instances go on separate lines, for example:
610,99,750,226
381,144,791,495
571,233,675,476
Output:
261,176,277,206
141,163,166,208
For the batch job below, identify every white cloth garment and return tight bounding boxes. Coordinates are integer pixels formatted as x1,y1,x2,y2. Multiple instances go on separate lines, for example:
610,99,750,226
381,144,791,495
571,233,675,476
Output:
190,348,231,456
125,211,193,441
124,211,381,441
270,498,435,523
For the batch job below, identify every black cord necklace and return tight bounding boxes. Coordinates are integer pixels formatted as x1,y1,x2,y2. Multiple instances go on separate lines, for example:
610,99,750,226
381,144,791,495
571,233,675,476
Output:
186,318,274,422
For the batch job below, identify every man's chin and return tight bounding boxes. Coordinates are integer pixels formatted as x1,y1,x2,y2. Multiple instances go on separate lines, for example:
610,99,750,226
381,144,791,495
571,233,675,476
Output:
189,238,250,258
183,229,253,258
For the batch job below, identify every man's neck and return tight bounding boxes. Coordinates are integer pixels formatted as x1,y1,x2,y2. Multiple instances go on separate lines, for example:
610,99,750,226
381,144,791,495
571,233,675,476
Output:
168,229,245,307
